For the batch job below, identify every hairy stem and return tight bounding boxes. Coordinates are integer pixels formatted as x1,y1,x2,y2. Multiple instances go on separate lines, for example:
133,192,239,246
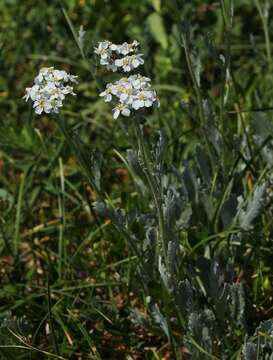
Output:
132,119,167,261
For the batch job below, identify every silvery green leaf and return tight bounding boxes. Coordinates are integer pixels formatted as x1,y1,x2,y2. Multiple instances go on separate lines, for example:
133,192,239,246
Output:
254,319,273,351
185,310,214,357
158,255,173,293
130,308,150,327
191,50,201,87
242,320,273,359
77,25,86,52
171,165,190,202
177,203,192,228
167,236,179,278
197,258,221,300
154,129,167,164
242,342,257,360
239,182,267,230
203,100,223,155
126,149,146,181
175,279,195,318
163,187,181,230
229,283,245,327
151,304,169,338
208,260,221,299
214,283,229,327
143,227,156,251
181,161,199,203
143,227,156,272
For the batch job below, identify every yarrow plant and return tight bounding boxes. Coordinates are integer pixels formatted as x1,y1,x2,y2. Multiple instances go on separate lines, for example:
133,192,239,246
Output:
23,67,78,114
95,40,160,119
19,30,272,358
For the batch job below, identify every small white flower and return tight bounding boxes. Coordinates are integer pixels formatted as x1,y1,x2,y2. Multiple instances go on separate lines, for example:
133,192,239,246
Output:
112,104,131,119
99,87,113,102
129,75,151,90
94,41,111,57
132,90,159,110
52,69,67,81
23,85,41,101
131,54,144,68
34,99,52,114
117,41,139,55
115,54,144,72
110,43,118,51
118,42,131,55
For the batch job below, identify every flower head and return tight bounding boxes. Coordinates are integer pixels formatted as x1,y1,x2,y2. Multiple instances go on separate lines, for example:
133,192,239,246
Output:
113,103,131,120
94,40,142,73
95,40,159,119
115,54,144,72
24,67,78,115
99,74,159,119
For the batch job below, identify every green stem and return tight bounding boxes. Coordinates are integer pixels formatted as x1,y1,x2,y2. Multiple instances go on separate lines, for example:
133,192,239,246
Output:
219,0,232,125
181,31,215,175
182,33,206,129
61,4,103,92
132,119,167,261
131,119,178,357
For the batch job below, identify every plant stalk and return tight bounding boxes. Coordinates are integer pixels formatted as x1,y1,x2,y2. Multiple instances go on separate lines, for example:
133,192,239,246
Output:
132,119,167,261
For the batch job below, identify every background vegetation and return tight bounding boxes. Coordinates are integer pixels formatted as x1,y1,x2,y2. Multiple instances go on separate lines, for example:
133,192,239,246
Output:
0,0,272,358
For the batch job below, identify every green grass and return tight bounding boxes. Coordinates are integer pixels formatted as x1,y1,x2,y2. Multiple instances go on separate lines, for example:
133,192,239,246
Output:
0,0,273,359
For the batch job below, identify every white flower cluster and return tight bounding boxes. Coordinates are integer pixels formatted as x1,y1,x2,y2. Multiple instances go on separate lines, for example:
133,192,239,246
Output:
94,40,144,72
95,40,160,119
100,75,159,119
23,67,78,115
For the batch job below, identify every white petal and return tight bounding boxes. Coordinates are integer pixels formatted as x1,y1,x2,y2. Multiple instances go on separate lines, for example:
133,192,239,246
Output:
113,108,120,119
105,94,112,102
120,93,128,102
115,59,124,67
101,52,109,59
110,44,118,51
35,106,43,115
100,58,109,65
145,100,153,107
132,100,143,110
121,108,131,117
132,59,140,68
